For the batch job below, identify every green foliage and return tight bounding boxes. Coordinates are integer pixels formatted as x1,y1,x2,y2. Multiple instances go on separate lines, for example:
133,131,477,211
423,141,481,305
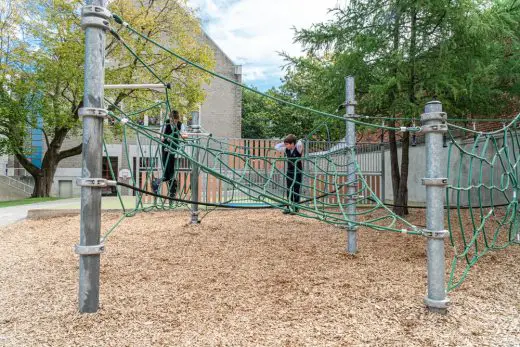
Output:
241,87,318,139
240,0,520,214
290,0,520,119
241,89,275,139
0,0,215,195
241,0,520,140
0,0,215,153
106,0,215,118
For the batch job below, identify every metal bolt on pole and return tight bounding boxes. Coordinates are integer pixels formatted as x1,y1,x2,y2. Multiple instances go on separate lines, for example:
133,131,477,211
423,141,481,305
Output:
190,111,201,224
421,101,450,314
77,0,110,313
345,76,357,254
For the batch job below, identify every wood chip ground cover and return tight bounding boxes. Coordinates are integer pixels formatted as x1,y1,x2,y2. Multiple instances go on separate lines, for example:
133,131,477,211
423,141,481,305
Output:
0,209,519,346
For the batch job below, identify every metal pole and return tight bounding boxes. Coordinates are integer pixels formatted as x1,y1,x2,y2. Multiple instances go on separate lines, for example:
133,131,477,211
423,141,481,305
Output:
136,141,140,207
345,76,357,254
380,123,386,203
515,188,520,242
104,83,170,90
421,100,449,314
190,111,200,224
303,139,310,206
77,0,110,313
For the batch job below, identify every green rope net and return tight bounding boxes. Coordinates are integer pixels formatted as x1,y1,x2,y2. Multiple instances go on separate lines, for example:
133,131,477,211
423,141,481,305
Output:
103,109,420,234
446,121,520,290
97,12,520,293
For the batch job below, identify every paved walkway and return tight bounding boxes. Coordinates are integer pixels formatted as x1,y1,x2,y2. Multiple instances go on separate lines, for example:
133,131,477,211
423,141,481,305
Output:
0,197,137,228
0,198,81,227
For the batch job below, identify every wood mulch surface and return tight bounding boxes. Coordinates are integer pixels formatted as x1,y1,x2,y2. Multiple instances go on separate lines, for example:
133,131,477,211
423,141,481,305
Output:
0,209,519,346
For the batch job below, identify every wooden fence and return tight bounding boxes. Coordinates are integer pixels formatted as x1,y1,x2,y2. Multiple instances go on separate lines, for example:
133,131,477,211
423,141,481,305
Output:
136,139,383,206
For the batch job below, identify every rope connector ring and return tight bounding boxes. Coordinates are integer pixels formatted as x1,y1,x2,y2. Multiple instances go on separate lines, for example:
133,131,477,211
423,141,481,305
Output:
422,178,448,187
79,107,108,119
424,296,450,309
420,111,447,123
422,229,448,239
421,123,448,134
76,178,117,188
81,5,112,31
75,243,105,255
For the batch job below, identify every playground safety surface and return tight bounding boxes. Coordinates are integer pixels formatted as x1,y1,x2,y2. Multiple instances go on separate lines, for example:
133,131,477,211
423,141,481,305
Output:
0,209,519,346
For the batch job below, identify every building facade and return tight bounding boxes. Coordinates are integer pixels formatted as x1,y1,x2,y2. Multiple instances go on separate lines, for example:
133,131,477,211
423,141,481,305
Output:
4,32,242,198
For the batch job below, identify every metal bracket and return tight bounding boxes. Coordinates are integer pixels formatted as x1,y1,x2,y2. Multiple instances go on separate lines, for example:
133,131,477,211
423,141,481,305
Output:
422,178,448,187
190,211,200,224
406,126,422,133
79,107,108,119
81,6,112,31
76,178,116,188
422,229,448,239
420,111,447,123
424,296,450,309
421,123,448,133
75,243,105,255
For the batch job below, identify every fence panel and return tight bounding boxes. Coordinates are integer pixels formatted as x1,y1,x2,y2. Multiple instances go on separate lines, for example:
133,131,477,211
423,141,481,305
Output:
138,139,384,206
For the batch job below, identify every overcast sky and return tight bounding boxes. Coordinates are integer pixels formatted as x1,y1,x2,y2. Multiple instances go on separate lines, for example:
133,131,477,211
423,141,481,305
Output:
188,0,341,91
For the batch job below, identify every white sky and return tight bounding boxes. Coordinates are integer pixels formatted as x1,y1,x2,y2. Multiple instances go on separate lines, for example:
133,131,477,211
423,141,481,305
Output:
188,0,341,90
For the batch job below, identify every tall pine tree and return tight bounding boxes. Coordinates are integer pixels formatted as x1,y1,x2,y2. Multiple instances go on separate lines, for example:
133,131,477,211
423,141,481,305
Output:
284,0,520,215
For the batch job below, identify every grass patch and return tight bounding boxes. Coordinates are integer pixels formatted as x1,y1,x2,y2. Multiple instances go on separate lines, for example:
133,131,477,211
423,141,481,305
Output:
0,197,61,208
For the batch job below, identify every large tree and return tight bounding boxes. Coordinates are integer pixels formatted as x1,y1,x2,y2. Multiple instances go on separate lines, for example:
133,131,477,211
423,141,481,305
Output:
241,86,319,139
0,0,214,197
280,0,520,215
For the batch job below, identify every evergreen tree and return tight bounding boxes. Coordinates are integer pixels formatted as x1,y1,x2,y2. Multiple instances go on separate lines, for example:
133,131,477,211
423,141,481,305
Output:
285,0,520,215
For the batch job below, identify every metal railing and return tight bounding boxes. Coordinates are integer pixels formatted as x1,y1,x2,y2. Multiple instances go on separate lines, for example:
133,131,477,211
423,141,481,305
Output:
8,167,32,177
0,174,34,195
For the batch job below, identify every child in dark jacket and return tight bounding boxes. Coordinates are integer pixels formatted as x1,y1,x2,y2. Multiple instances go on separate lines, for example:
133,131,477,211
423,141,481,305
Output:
161,110,187,199
275,134,304,214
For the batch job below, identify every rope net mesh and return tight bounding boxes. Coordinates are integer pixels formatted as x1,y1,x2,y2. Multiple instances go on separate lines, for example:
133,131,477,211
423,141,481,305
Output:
446,124,520,290
103,111,420,235
96,12,520,292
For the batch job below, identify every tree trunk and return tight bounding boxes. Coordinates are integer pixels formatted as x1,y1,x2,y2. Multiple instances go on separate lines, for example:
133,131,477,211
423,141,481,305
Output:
391,5,416,217
15,123,82,198
388,4,407,215
31,159,58,197
388,122,400,203
393,132,410,216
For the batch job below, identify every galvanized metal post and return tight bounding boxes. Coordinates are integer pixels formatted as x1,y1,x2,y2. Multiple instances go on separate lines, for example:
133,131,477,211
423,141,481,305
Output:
345,76,357,254
190,111,200,224
77,0,110,313
516,188,520,242
421,101,449,314
303,139,310,205
135,141,140,206
380,124,386,203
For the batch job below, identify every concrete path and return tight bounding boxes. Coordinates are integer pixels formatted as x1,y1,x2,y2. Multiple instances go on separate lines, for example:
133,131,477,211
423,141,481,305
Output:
0,197,137,228
0,198,81,227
